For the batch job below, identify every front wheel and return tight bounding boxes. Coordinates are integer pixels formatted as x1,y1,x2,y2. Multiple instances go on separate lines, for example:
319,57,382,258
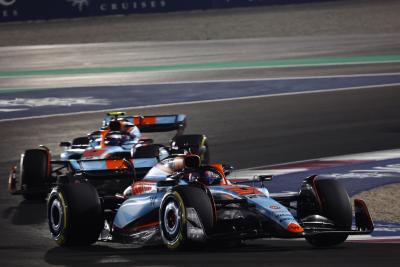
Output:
305,179,352,247
159,186,214,250
47,183,104,246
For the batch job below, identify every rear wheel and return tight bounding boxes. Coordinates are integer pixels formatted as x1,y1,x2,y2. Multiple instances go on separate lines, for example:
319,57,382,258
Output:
47,183,104,246
160,185,214,250
305,179,352,247
20,149,50,201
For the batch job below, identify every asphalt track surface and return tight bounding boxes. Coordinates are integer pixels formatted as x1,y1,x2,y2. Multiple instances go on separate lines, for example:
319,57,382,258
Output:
1,86,400,266
2,3,400,267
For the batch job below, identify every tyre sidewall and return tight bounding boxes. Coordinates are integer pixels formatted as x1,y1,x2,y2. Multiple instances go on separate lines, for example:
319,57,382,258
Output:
305,179,352,247
160,191,187,249
159,185,214,250
21,149,50,200
47,183,103,246
316,179,352,230
48,188,69,246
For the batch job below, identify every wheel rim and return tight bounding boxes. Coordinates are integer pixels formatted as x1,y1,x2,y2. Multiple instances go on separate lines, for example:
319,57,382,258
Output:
164,201,180,236
50,199,63,233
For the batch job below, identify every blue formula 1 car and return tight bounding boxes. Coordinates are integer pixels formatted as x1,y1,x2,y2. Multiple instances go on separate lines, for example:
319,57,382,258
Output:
8,113,209,201
46,155,374,249
59,112,209,172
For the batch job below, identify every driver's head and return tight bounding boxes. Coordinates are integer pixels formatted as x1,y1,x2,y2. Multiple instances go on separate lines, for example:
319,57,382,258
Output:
186,169,221,185
120,121,134,133
104,132,123,146
199,170,221,185
109,119,121,131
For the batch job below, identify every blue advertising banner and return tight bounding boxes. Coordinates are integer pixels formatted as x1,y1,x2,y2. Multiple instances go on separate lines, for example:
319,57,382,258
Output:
0,0,330,22
212,0,326,8
0,0,45,21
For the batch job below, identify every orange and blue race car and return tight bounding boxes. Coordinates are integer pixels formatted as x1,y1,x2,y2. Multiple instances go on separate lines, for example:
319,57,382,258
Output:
42,154,373,249
8,112,209,201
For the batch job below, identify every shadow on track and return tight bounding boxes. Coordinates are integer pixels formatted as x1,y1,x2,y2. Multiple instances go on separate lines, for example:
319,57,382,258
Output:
2,200,47,225
43,241,345,267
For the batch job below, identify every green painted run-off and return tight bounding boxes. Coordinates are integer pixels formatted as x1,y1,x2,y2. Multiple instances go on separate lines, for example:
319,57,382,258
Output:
1,55,400,78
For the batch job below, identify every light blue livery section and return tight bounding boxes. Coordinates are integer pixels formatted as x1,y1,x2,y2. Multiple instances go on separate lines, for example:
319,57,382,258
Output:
133,158,159,168
248,196,298,229
211,186,299,231
113,192,165,229
80,160,107,171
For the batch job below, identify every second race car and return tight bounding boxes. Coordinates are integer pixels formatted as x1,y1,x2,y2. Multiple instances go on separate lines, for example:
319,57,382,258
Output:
8,112,209,201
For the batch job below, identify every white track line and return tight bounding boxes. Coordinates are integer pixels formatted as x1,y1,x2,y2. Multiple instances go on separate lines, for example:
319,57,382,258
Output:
1,71,400,90
229,148,400,179
1,82,400,123
247,148,400,171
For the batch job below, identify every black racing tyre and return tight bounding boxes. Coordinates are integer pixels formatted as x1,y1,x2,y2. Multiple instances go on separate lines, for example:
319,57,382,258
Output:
47,183,104,246
20,149,50,201
173,135,210,164
305,179,352,247
160,185,214,250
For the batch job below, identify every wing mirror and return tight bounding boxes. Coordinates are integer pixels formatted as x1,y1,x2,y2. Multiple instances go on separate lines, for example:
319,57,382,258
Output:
222,164,234,176
254,175,273,188
59,141,71,147
184,155,200,169
257,175,273,182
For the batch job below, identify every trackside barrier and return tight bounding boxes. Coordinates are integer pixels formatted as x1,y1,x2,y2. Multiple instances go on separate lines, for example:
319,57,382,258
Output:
1,0,332,22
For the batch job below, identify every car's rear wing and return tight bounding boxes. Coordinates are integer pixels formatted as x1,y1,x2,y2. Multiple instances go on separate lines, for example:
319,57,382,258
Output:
102,113,186,133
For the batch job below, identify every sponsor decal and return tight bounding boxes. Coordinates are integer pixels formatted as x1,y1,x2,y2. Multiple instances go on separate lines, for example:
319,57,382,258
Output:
373,222,400,234
0,0,18,19
0,97,110,109
227,186,262,195
374,226,400,233
67,0,90,12
275,213,294,223
99,0,167,12
0,0,16,6
269,205,280,210
275,213,292,218
0,108,26,112
321,163,400,180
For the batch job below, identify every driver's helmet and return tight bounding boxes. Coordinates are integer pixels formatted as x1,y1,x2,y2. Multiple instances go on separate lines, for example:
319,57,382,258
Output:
200,170,221,185
187,169,221,185
88,131,101,147
109,119,121,132
120,121,134,132
104,132,123,146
